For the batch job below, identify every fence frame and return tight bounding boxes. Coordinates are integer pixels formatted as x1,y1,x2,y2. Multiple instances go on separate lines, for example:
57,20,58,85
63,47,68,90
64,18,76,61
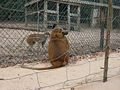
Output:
103,0,113,82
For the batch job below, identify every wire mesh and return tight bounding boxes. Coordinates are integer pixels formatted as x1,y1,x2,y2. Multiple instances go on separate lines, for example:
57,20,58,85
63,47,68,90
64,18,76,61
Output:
0,0,120,67
0,0,120,90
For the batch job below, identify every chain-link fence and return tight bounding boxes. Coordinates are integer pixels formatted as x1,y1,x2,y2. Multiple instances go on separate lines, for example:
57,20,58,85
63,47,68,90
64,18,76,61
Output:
0,0,120,67
0,0,120,89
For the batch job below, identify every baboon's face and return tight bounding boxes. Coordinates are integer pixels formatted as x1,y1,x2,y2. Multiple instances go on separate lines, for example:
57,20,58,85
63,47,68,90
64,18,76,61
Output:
51,27,68,39
44,32,50,37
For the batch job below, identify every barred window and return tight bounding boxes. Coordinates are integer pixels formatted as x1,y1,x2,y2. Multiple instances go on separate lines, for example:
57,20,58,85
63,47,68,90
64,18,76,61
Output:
47,1,57,11
47,13,57,21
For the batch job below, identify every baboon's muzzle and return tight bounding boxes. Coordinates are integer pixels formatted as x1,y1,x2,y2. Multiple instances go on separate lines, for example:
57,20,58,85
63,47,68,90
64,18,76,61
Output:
62,30,68,35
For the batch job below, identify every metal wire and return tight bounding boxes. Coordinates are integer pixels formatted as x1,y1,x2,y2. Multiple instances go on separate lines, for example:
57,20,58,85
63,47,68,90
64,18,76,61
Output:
0,0,120,90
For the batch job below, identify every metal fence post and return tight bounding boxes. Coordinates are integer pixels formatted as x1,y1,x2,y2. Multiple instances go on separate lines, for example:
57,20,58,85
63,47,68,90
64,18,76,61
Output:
103,0,113,82
100,8,105,50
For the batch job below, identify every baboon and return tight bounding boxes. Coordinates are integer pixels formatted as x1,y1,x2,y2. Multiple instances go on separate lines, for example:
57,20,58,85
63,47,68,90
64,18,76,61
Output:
21,26,69,70
26,32,50,51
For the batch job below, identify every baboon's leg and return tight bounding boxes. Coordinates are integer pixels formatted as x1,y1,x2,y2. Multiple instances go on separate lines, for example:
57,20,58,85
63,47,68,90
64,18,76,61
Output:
42,40,46,48
28,45,33,52
64,54,69,65
36,41,42,52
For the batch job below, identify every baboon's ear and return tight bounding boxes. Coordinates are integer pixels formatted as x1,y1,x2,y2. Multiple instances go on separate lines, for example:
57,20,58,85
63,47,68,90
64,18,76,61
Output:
52,24,57,29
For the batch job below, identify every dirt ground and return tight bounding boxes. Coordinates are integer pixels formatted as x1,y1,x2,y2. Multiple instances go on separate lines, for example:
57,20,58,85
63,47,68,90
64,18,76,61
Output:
75,75,120,90
0,50,120,90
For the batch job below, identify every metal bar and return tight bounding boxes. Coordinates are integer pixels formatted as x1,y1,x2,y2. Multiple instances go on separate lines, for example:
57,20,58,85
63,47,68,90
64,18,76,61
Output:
25,0,120,9
0,6,24,12
103,0,113,82
99,2,105,49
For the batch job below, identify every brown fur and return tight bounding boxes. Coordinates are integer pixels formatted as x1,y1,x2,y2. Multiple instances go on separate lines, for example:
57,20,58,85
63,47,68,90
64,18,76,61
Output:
26,32,50,51
12,32,50,53
21,27,69,70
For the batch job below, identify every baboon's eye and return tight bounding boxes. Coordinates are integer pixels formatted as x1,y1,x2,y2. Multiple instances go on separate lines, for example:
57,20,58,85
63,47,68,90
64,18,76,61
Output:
59,29,62,33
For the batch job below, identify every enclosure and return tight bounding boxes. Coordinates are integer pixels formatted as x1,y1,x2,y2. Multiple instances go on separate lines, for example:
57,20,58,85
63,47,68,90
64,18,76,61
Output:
0,0,120,90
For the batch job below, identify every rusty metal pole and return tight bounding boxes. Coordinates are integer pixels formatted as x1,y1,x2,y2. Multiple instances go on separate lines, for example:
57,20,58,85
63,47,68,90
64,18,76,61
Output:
103,0,113,82
99,5,105,50
98,0,105,49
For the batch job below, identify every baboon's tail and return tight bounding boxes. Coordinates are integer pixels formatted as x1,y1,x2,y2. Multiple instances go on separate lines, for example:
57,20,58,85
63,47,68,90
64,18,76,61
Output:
21,65,64,70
